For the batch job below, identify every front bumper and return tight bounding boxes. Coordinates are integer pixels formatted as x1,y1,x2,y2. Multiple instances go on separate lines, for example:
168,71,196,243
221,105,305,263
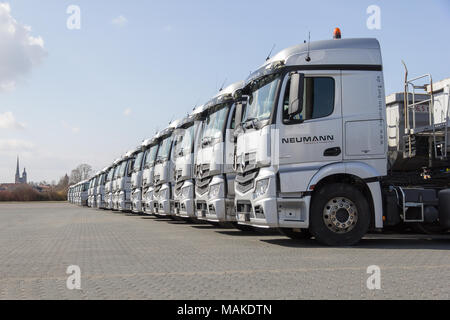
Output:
234,170,310,229
174,197,195,218
206,197,236,222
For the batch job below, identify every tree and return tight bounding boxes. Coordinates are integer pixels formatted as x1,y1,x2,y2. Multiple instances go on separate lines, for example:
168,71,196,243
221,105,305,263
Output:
69,164,93,184
56,174,70,192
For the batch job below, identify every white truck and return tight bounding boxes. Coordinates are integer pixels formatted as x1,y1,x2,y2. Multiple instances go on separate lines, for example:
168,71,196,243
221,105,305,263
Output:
117,151,135,212
106,159,120,210
194,82,252,230
234,35,450,246
172,105,206,219
87,177,94,207
130,144,147,213
89,174,100,208
96,167,108,209
153,120,180,216
142,137,160,214
78,180,89,206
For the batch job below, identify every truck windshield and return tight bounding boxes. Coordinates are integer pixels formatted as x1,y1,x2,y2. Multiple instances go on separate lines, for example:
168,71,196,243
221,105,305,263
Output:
201,105,229,145
106,170,112,182
174,124,195,158
119,161,127,178
133,152,144,172
156,136,172,162
145,144,158,168
113,165,120,179
244,74,280,123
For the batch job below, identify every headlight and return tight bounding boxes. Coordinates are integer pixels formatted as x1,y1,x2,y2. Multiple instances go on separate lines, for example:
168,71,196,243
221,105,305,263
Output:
208,184,221,199
254,178,269,198
181,186,190,199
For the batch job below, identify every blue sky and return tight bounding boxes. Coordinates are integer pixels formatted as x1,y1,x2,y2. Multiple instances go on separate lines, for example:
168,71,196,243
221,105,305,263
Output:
0,0,449,183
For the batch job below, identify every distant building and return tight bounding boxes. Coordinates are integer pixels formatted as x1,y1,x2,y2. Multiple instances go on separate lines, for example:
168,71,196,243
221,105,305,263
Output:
15,156,27,184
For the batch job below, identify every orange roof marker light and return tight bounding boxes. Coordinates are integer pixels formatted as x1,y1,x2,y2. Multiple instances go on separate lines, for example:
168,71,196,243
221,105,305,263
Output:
333,27,342,39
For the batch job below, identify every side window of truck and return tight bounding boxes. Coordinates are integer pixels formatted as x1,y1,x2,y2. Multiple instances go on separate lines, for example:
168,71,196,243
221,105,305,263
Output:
282,76,335,124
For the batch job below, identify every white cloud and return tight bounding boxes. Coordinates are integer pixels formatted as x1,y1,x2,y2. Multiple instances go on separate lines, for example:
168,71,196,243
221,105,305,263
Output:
112,15,128,27
0,111,25,129
0,3,47,92
0,139,34,152
62,120,80,134
123,108,132,116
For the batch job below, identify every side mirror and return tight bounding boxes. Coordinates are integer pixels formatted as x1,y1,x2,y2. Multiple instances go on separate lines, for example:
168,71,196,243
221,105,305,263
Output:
288,73,304,116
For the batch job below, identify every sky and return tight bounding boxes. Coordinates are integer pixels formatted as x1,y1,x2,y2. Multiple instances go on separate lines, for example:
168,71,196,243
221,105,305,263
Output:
0,0,449,183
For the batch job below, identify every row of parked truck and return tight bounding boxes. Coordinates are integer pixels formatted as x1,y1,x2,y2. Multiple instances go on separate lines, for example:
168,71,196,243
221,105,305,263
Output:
68,31,450,246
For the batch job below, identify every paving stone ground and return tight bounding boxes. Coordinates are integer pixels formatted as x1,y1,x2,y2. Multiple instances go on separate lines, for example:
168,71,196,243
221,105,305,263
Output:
0,202,449,300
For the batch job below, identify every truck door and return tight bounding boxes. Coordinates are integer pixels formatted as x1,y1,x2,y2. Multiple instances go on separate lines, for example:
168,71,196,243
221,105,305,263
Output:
277,70,342,193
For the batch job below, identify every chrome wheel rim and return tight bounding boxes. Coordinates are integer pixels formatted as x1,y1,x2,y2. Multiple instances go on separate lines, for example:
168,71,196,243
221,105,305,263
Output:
323,197,358,234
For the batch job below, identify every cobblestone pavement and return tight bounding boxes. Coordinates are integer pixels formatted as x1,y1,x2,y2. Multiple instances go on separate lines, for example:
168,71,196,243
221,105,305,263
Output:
0,202,449,300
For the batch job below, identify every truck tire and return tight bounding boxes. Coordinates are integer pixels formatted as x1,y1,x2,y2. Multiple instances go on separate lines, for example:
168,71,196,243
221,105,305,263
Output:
310,183,370,246
279,228,311,240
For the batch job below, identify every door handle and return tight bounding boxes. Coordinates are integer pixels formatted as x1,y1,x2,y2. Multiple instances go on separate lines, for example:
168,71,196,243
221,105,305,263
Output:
324,147,341,157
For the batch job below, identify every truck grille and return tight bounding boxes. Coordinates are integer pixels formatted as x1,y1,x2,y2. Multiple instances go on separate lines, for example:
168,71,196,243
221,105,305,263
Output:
196,164,210,179
235,169,259,194
174,181,183,197
196,177,212,195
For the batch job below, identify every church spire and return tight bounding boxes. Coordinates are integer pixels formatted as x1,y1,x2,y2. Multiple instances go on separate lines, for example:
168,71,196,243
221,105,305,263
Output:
15,156,20,184
16,156,20,176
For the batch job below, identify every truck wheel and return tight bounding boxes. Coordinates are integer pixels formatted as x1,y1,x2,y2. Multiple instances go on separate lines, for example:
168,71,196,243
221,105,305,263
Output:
279,228,311,240
310,183,370,246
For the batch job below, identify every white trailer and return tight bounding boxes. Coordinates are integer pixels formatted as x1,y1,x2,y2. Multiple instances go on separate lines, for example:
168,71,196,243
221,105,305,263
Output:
233,33,450,245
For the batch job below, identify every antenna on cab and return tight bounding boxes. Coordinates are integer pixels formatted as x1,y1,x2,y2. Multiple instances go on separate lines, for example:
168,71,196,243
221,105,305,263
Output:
305,31,311,62
266,44,276,61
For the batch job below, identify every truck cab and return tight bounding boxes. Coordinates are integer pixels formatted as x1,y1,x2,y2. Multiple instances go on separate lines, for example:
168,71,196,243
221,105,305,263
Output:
153,120,180,216
96,167,108,209
142,137,160,214
87,177,94,207
80,180,89,206
130,144,146,213
118,151,135,212
234,37,388,245
106,159,120,210
90,174,100,208
173,105,206,218
194,82,245,224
